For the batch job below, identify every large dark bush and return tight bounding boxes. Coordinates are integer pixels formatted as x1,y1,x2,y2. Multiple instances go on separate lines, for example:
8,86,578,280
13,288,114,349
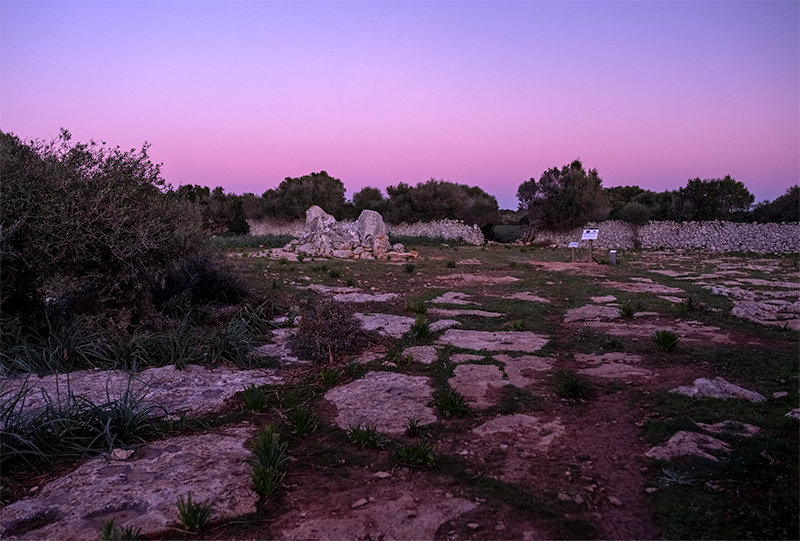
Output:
517,159,609,236
751,185,799,223
384,179,500,226
0,129,206,325
261,171,347,220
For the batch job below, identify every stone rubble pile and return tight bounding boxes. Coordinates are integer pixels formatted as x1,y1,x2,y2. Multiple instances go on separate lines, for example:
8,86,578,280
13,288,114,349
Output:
281,206,417,260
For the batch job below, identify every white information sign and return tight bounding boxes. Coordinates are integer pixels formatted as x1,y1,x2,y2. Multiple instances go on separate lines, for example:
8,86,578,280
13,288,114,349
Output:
581,229,599,240
568,241,579,248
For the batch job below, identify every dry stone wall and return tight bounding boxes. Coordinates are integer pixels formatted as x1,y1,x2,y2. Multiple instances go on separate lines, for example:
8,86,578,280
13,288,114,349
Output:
531,220,799,254
247,217,485,245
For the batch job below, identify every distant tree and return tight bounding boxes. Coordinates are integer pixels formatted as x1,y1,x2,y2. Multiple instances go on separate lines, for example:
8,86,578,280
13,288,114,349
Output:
261,171,347,220
240,192,264,220
671,176,754,221
606,185,645,219
173,185,249,235
517,159,609,237
384,179,500,226
751,185,800,223
352,186,389,216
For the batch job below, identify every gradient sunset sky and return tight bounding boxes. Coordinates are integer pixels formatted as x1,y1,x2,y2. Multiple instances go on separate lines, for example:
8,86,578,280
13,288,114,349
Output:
2,1,797,209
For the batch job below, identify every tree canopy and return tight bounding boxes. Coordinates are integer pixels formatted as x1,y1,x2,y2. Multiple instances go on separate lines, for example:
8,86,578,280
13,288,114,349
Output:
517,159,609,234
261,171,347,220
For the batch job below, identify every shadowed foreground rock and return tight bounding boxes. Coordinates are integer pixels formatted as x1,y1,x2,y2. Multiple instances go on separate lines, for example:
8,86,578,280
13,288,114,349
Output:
0,426,257,540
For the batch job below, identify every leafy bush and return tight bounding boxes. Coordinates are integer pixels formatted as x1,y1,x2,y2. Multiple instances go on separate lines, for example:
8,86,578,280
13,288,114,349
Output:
247,425,290,499
240,385,268,412
653,330,681,352
289,298,380,364
434,388,469,418
347,425,386,449
288,409,317,437
394,442,436,467
0,129,206,327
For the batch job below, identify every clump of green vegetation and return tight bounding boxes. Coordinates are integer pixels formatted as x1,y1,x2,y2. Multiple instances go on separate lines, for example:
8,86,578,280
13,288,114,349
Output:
240,385,268,412
394,442,436,467
676,297,705,316
508,320,526,331
653,330,681,351
328,269,342,278
176,492,213,532
618,300,641,319
445,260,456,268
347,425,386,449
319,367,341,386
288,408,317,437
434,388,469,418
552,370,591,399
278,257,288,265
403,263,416,273
101,519,142,541
404,299,427,314
247,425,290,499
405,417,420,437
410,315,432,342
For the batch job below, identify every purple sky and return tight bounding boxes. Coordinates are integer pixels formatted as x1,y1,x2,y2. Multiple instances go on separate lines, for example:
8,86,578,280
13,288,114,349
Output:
2,1,798,210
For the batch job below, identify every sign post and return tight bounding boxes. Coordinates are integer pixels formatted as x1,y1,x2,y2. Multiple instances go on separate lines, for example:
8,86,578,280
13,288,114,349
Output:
581,229,599,263
568,241,579,262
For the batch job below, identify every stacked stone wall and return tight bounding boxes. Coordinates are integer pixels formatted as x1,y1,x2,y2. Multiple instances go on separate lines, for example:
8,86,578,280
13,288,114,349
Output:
247,218,485,245
532,220,799,254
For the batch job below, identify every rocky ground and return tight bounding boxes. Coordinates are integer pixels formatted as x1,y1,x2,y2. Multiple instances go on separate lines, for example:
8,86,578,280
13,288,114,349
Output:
1,246,798,540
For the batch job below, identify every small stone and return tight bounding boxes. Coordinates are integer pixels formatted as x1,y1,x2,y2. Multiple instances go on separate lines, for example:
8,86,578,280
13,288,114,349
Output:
373,471,391,479
351,498,368,509
773,391,788,399
445,492,454,499
573,495,584,504
406,510,417,518
110,448,135,461
645,487,658,494
467,523,480,530
557,493,572,501
495,523,506,531
608,496,623,507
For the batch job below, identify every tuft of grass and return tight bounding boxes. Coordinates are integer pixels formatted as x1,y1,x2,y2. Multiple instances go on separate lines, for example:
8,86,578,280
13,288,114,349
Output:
347,424,386,449
176,492,212,532
394,442,436,467
676,297,705,316
618,300,641,319
403,263,416,274
328,269,342,278
434,388,469,418
240,385,268,412
247,425,290,499
278,257,288,265
445,260,456,268
319,368,341,386
653,330,681,352
552,370,591,399
405,417,420,437
288,409,317,437
101,519,142,541
508,320,526,331
404,299,427,314
410,314,432,342
346,277,355,287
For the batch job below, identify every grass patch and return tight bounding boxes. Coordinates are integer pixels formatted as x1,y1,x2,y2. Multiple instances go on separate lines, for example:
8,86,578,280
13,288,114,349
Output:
394,442,436,467
347,425,387,449
551,370,591,399
434,388,469,418
652,330,681,352
176,492,212,532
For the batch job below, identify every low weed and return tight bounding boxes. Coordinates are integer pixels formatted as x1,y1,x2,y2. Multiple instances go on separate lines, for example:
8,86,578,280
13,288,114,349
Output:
404,299,427,314
176,492,212,532
403,263,415,274
100,519,142,541
319,368,341,386
247,425,290,499
278,257,288,265
508,320,526,331
240,385,268,412
405,417,420,437
394,442,436,467
618,300,641,319
288,409,317,437
653,330,681,352
328,269,342,278
410,315,432,342
676,297,705,316
434,388,469,418
347,425,386,449
552,370,591,399
445,260,456,268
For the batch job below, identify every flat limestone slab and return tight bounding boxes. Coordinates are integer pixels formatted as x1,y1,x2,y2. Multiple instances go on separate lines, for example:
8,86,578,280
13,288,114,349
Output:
325,372,437,434
503,291,551,303
1,365,283,422
493,354,553,387
603,281,684,295
564,305,621,323
427,308,503,318
670,377,766,403
0,426,257,540
354,313,416,338
472,414,565,452
429,292,474,305
333,292,399,302
436,273,521,285
401,346,439,365
578,363,653,379
449,364,509,408
645,431,731,462
436,330,548,353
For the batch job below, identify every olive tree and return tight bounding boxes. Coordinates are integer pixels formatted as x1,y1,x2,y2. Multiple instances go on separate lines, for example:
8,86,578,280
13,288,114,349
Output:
517,159,609,238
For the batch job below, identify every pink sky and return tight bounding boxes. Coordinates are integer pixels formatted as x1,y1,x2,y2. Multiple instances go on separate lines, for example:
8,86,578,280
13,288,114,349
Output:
2,1,797,209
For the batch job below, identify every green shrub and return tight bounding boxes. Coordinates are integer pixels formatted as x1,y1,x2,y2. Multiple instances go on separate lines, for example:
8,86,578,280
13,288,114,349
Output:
445,260,456,269
434,388,469,418
288,409,317,437
403,263,415,274
247,425,290,498
653,330,681,352
410,315,432,342
394,442,436,467
552,370,591,399
347,424,386,449
240,385,268,412
319,368,341,386
100,519,142,541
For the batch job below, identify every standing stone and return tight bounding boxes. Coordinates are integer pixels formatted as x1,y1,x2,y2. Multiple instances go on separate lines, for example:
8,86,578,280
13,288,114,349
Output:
357,209,391,258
